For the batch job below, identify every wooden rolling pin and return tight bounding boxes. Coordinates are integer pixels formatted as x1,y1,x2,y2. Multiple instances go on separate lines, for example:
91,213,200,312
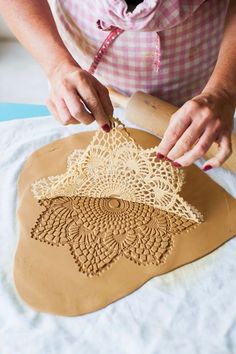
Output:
108,88,236,174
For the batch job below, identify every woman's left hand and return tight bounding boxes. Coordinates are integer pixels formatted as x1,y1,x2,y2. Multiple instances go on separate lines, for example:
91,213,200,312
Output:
156,89,235,171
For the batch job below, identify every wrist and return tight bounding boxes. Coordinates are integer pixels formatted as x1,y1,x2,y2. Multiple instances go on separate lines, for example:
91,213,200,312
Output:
202,79,236,107
43,50,80,79
202,83,236,107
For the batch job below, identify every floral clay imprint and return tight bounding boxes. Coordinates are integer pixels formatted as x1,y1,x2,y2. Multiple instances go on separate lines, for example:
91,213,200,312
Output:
14,118,236,316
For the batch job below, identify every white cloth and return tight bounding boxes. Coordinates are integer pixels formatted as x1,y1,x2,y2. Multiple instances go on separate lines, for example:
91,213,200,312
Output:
0,108,236,354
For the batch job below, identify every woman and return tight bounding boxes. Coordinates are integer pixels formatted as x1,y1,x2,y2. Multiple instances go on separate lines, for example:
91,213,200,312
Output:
0,0,235,170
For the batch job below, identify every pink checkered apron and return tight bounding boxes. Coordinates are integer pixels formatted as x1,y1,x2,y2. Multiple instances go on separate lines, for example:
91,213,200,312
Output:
48,0,229,105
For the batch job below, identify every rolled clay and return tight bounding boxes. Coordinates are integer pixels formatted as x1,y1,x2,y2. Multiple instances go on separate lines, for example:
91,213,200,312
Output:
14,129,236,316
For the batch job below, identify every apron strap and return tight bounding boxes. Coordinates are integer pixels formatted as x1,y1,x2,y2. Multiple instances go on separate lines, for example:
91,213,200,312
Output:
88,27,124,75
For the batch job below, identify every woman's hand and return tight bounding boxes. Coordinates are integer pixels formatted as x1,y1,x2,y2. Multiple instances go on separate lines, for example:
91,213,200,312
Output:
47,60,113,131
0,0,113,131
156,89,235,171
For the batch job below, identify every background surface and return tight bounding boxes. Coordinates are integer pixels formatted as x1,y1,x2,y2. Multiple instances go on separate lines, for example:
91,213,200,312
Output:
0,18,48,104
0,109,236,354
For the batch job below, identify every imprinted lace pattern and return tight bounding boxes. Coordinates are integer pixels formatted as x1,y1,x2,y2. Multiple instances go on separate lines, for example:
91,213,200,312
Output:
31,196,198,277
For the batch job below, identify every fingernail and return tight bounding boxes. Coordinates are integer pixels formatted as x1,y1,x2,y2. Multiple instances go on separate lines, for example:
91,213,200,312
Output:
172,161,182,168
102,123,111,133
156,152,165,159
203,164,212,171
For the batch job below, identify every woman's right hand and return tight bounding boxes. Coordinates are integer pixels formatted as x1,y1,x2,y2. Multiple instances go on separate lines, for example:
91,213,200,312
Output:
47,60,113,132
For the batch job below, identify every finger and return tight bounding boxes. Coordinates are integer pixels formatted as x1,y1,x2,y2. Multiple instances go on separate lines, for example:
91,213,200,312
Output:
55,97,79,125
173,128,217,167
64,90,94,125
156,109,192,158
77,83,110,130
167,122,204,161
96,83,114,118
202,133,232,170
46,98,60,123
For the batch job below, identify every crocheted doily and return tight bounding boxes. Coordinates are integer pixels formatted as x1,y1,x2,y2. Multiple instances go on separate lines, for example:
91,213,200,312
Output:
32,118,203,223
30,118,203,277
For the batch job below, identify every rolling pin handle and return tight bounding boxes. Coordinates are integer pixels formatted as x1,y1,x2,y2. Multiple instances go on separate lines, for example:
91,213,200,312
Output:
107,87,130,109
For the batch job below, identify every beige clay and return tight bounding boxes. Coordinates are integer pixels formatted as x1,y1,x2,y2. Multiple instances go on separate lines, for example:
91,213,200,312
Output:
14,127,236,316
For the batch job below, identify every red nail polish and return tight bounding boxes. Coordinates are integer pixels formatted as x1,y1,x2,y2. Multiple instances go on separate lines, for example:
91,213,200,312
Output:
203,164,212,171
156,152,165,159
102,123,110,133
172,161,182,168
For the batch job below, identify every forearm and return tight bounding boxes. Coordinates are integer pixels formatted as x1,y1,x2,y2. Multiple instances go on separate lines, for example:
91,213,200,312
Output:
0,0,77,77
203,0,236,105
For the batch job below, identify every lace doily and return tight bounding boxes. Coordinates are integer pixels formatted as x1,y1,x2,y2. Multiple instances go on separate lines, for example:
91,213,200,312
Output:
32,118,203,223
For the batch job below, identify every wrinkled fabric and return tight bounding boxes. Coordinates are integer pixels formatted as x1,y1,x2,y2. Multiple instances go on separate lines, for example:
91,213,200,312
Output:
48,0,229,105
97,0,206,31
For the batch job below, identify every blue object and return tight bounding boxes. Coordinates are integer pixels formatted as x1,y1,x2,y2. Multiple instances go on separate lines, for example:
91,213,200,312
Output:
0,103,50,121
